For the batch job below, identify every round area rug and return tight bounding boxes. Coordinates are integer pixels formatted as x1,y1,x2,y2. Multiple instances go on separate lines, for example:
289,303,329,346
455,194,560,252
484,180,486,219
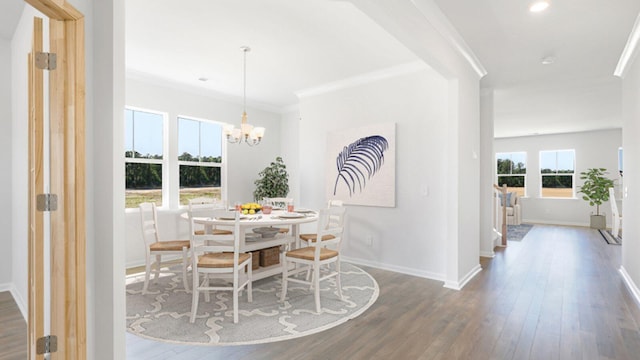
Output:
126,262,378,346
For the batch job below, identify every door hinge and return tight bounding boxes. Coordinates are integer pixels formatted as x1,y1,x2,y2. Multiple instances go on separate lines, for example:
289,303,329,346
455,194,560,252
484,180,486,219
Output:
37,193,58,212
36,335,58,355
35,52,57,70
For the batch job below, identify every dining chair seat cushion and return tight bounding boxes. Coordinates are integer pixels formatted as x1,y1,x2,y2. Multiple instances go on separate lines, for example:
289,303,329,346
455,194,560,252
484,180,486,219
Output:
299,233,336,242
277,228,289,234
285,247,338,261
194,229,233,236
198,252,251,268
149,240,191,251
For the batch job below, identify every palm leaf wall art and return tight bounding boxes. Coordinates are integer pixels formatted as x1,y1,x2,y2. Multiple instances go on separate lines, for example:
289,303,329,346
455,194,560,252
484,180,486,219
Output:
334,135,389,196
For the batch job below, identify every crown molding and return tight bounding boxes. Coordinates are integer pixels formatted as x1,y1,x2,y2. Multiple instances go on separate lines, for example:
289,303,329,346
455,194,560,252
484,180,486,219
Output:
295,61,428,99
410,0,487,79
614,12,640,78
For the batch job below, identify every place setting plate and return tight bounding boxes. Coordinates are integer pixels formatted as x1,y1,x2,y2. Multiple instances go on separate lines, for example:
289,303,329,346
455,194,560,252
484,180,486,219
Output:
216,216,248,221
277,212,306,219
295,208,315,214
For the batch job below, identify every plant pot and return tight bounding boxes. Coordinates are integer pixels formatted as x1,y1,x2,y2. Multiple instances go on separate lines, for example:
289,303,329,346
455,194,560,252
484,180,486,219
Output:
590,214,606,229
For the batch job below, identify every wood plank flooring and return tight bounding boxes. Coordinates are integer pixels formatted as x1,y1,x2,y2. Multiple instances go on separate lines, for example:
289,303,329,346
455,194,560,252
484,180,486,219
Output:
2,225,640,359
0,291,27,360
126,225,640,359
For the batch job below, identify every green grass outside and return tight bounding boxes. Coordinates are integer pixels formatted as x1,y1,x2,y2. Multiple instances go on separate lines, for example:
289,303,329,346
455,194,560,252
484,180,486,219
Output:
125,187,222,208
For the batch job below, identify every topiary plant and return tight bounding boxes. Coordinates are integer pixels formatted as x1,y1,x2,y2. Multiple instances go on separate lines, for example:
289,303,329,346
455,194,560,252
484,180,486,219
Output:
578,168,615,216
253,157,289,201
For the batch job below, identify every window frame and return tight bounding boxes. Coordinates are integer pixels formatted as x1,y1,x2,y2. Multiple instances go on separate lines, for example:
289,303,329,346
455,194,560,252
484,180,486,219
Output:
177,115,227,207
495,151,527,197
124,106,167,209
539,149,576,199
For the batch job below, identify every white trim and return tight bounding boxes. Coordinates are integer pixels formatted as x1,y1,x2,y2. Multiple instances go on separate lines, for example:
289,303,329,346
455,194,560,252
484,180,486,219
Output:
341,255,445,282
0,283,27,320
522,219,589,227
480,250,495,258
619,266,640,306
614,12,640,78
295,61,429,99
409,0,487,78
443,264,482,290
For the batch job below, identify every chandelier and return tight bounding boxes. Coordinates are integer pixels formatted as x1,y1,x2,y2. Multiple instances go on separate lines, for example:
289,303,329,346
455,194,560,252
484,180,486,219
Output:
223,46,265,146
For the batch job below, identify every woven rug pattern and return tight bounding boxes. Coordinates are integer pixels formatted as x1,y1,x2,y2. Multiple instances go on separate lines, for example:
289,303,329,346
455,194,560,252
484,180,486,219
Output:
126,262,378,346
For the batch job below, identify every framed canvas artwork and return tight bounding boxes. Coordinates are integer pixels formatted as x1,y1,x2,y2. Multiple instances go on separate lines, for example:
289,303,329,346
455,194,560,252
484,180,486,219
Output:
325,122,396,207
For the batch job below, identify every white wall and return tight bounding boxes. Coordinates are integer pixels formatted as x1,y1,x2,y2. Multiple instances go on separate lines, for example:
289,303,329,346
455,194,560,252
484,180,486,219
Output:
479,89,496,257
124,78,283,267
299,68,449,279
620,31,640,301
495,129,622,226
0,38,12,287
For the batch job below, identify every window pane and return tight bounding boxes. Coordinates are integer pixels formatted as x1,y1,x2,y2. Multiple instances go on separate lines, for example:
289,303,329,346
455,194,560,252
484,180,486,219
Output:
510,153,526,174
179,165,221,205
125,109,133,157
497,176,525,197
125,163,163,208
496,153,512,175
556,150,574,173
540,151,556,173
200,121,222,163
178,118,200,160
132,110,163,158
541,175,573,198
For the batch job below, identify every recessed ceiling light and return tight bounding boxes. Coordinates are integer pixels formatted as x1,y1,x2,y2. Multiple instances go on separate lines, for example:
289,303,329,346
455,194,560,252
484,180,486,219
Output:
198,77,208,82
529,1,550,12
541,56,556,65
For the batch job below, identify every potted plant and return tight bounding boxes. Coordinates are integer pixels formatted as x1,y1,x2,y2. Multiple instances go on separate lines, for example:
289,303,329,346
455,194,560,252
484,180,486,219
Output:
253,157,290,201
578,168,615,229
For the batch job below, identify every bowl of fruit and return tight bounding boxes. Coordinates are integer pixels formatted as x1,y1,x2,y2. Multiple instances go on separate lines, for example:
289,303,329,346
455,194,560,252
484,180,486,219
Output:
240,202,262,215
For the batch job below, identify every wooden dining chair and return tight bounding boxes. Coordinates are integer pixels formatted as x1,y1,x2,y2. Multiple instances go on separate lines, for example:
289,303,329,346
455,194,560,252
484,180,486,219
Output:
189,209,252,323
280,206,346,313
139,202,191,294
300,199,344,246
188,197,232,236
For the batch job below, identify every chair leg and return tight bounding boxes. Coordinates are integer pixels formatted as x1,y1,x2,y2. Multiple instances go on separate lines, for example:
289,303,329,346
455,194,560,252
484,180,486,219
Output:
190,274,199,323
233,287,239,324
280,257,289,303
204,274,210,303
143,260,151,294
336,259,343,301
154,254,162,282
247,261,253,303
314,262,321,314
181,247,190,292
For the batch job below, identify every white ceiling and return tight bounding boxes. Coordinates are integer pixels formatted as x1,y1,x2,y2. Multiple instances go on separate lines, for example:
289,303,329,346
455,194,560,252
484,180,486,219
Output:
126,0,419,109
4,1,638,137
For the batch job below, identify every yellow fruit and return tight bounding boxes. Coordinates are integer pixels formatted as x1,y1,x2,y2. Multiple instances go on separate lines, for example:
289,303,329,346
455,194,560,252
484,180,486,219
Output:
249,209,255,214
242,209,248,215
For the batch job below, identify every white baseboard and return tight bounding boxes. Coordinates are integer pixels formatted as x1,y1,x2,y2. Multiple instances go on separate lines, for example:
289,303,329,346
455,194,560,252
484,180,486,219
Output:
0,283,27,320
443,264,482,291
523,218,589,227
619,266,640,306
479,250,495,258
341,256,445,282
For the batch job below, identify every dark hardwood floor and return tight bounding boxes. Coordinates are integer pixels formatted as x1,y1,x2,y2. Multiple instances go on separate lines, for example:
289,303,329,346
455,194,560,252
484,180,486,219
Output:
0,291,27,360
126,225,640,359
3,225,640,359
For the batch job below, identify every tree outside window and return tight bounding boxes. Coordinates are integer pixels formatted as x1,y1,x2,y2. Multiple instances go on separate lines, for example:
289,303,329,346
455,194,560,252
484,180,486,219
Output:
178,117,224,205
496,152,526,196
125,108,164,208
540,149,575,198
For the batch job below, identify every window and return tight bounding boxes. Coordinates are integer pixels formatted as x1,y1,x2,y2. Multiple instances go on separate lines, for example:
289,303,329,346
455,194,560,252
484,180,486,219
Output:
178,117,224,205
496,152,526,196
125,108,164,208
540,149,575,198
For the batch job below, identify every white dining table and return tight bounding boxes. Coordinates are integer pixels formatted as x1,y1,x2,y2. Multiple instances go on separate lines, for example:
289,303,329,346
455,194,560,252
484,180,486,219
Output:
180,209,318,280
